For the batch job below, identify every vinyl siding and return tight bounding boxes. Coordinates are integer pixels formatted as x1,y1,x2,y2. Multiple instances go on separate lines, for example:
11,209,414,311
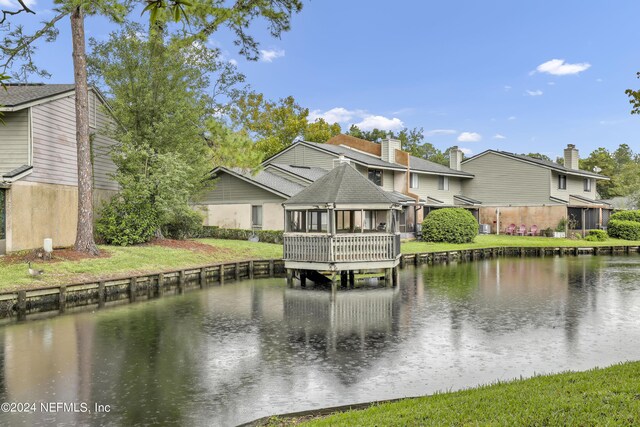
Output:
461,152,550,204
412,174,463,205
25,91,119,190
549,171,597,201
266,144,336,170
382,169,394,191
197,172,286,204
0,109,29,176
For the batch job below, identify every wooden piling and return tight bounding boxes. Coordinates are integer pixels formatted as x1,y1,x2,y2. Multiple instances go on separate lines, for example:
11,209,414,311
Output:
286,269,293,287
59,286,66,314
16,291,26,321
98,281,106,307
269,259,275,277
178,270,185,294
200,267,207,289
157,274,164,297
129,277,137,302
249,261,254,279
219,265,225,284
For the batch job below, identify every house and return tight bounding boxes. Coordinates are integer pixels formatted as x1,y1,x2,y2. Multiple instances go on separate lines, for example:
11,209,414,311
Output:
460,144,612,233
197,134,475,235
0,84,119,254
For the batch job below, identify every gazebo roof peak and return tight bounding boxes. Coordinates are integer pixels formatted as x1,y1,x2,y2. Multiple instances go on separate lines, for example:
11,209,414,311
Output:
284,162,402,206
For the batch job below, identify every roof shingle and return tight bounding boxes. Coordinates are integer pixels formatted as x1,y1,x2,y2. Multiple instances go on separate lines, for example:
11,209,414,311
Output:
0,84,75,108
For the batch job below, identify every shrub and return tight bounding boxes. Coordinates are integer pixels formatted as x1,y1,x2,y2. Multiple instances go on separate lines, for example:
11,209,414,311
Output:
199,227,284,244
162,207,204,240
610,210,640,223
555,218,567,232
607,219,640,241
422,208,478,244
542,227,554,238
96,198,159,246
584,229,608,242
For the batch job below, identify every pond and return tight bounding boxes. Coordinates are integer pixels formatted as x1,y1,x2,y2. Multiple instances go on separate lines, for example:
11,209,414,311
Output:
1,255,640,426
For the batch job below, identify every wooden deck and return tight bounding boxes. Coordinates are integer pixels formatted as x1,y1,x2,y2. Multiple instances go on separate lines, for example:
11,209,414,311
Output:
283,232,401,270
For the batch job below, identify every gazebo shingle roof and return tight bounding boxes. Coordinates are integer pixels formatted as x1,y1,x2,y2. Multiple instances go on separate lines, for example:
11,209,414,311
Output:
284,162,402,205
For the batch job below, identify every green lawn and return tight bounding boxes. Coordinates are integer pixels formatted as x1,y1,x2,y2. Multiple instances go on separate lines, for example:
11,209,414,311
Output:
0,239,282,291
289,361,640,426
402,234,640,253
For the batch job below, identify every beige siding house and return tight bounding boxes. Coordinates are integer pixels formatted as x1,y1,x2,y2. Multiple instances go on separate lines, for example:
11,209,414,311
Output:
200,134,476,235
461,145,610,233
0,84,119,254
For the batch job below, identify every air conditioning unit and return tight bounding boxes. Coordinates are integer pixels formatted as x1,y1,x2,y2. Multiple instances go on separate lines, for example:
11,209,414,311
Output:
479,224,490,234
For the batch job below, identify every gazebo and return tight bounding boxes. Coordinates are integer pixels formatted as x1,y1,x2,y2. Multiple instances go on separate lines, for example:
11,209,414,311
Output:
282,161,402,289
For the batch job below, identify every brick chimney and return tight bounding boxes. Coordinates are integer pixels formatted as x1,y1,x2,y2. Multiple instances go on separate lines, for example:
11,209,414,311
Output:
449,146,463,170
381,138,401,164
564,144,579,170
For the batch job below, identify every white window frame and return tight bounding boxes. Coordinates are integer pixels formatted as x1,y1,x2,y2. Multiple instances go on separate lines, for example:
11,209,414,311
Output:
583,178,592,192
438,176,449,191
558,174,567,190
251,205,263,229
410,172,419,189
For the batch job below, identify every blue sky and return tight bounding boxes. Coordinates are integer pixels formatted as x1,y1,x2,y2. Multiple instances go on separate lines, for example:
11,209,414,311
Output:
6,0,640,159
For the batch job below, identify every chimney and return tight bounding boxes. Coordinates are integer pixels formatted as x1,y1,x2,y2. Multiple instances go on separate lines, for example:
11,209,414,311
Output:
563,144,579,170
449,146,463,170
381,138,401,164
332,153,351,168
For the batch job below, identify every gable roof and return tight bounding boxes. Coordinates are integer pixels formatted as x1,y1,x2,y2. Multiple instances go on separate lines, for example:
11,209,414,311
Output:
211,167,304,198
463,150,609,180
0,84,76,110
266,163,328,182
266,140,473,177
284,162,402,205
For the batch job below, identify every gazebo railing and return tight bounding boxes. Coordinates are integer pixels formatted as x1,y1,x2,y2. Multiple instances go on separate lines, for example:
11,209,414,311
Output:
283,233,400,263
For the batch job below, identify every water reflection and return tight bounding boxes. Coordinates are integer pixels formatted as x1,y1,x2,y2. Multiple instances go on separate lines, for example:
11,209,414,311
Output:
0,255,639,426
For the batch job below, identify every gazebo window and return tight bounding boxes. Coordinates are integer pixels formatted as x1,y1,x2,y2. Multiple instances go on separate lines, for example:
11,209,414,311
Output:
308,210,328,232
286,210,306,232
368,169,383,186
336,210,351,232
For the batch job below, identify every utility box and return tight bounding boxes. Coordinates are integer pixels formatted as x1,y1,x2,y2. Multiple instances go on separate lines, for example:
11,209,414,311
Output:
479,224,491,234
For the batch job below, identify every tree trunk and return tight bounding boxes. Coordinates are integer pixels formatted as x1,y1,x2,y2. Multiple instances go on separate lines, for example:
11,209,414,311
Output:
71,6,99,255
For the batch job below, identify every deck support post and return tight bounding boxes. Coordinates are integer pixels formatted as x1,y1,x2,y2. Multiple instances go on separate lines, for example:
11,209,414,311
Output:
384,268,392,287
340,271,347,288
286,269,294,288
300,270,307,288
330,272,337,293
349,270,355,288
392,266,399,287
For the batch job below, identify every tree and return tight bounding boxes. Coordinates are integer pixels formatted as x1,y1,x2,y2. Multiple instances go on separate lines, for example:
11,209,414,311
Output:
90,23,262,240
580,147,617,198
230,93,309,157
521,153,553,162
2,0,303,253
303,118,341,143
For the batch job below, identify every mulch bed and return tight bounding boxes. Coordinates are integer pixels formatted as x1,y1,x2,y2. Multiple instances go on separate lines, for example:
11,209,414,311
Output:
2,247,112,265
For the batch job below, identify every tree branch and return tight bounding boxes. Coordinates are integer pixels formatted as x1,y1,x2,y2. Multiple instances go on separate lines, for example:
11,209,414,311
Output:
0,0,35,25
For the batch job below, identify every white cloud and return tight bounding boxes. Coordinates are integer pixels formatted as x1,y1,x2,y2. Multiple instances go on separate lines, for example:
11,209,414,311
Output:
493,134,506,140
0,0,36,7
596,78,603,82
508,116,517,120
457,132,482,142
525,89,543,96
504,85,512,91
425,129,457,137
260,49,285,62
534,59,591,76
547,81,555,86
354,115,404,131
309,107,360,123
229,59,238,66
459,148,473,155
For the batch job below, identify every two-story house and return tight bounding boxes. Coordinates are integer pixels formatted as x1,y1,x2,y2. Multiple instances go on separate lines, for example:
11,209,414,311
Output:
460,144,611,232
197,134,476,236
0,84,119,254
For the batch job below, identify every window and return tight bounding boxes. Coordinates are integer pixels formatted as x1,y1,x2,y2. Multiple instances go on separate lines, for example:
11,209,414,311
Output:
251,205,262,228
583,178,592,192
368,169,383,186
410,172,419,189
308,211,328,232
336,210,351,232
558,174,567,190
0,189,5,241
286,210,306,232
437,176,449,191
